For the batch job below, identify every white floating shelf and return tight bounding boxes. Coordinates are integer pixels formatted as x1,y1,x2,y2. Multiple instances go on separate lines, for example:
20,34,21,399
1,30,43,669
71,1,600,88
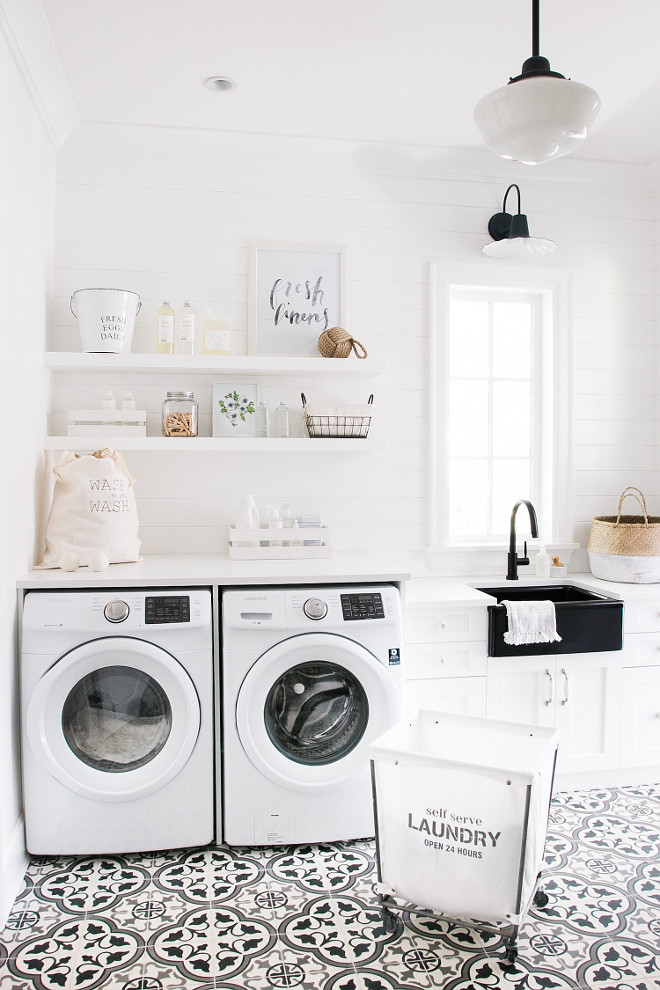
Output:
43,436,384,452
44,352,385,378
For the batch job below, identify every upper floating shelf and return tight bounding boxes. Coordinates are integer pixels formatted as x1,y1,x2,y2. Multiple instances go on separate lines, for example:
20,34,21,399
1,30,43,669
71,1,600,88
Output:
44,353,386,377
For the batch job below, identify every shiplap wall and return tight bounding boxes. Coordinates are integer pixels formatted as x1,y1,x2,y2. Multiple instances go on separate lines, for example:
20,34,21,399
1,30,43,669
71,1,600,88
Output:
1,28,53,917
48,124,659,563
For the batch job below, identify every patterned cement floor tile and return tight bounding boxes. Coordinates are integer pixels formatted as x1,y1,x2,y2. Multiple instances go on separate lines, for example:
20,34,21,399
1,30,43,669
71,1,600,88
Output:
153,846,265,905
1,784,659,990
4,915,144,990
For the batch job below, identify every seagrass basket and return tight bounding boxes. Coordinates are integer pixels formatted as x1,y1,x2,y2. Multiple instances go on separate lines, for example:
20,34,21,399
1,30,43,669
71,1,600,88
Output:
588,487,660,582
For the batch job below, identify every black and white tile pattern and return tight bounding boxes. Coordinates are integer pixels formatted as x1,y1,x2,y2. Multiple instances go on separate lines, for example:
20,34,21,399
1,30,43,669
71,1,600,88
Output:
1,784,658,989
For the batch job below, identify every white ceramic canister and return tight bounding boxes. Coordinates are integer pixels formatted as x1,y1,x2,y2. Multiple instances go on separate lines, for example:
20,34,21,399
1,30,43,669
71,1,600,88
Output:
70,288,141,353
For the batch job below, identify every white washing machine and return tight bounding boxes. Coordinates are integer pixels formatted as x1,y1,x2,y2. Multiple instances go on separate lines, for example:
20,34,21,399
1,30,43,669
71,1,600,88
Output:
21,588,214,855
221,584,402,846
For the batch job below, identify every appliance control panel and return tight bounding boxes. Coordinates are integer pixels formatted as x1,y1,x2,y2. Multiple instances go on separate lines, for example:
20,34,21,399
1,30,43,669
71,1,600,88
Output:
22,588,211,637
340,592,385,621
145,595,191,624
222,584,401,632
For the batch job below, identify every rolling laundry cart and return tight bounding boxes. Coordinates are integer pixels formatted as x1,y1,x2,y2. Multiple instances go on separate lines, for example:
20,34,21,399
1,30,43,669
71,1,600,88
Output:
369,710,559,965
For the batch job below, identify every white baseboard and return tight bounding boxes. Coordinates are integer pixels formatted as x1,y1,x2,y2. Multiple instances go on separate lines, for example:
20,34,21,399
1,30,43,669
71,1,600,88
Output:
1,815,28,928
555,766,660,792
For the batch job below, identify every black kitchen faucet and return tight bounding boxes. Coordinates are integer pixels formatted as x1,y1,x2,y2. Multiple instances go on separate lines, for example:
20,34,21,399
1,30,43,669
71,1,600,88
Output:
507,499,539,580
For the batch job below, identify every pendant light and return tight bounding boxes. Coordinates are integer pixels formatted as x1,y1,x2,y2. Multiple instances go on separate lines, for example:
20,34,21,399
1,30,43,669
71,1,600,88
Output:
482,184,557,258
473,0,600,165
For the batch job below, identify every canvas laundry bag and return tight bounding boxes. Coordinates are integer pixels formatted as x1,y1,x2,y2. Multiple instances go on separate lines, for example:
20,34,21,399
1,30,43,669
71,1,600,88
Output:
38,448,141,568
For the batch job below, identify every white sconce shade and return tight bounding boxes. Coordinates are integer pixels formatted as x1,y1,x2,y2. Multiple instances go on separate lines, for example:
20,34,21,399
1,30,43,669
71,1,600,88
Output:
474,76,601,166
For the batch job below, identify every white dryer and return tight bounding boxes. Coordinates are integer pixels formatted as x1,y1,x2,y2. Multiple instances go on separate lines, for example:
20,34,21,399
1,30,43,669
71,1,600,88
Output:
221,584,402,846
21,588,214,855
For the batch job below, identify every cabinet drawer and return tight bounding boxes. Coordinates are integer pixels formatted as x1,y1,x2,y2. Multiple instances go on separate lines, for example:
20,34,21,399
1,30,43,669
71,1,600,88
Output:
624,600,660,634
622,632,660,668
403,676,487,718
405,641,487,680
405,605,488,644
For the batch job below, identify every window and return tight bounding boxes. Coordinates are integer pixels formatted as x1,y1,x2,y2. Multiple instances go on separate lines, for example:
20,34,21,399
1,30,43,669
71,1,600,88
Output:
431,266,571,558
448,289,541,542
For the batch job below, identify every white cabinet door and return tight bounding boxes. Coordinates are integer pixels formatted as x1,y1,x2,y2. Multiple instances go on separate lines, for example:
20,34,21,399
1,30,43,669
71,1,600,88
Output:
556,654,621,775
486,657,556,730
487,653,621,774
620,666,660,767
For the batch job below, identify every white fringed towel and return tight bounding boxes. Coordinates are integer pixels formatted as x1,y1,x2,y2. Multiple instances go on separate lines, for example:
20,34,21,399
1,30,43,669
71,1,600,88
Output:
501,600,562,646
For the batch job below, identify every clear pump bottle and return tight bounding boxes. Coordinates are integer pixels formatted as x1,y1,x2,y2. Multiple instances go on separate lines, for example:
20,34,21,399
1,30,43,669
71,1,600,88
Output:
535,544,551,578
255,401,270,437
157,301,175,355
176,301,195,355
273,401,290,438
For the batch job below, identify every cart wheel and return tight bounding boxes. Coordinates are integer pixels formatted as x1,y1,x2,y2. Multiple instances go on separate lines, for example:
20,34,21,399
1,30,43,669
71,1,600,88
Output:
381,907,397,933
503,939,518,966
534,888,549,908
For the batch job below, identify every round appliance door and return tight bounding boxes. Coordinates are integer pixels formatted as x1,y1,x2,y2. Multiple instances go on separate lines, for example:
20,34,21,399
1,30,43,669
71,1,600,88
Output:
236,633,399,792
26,637,201,801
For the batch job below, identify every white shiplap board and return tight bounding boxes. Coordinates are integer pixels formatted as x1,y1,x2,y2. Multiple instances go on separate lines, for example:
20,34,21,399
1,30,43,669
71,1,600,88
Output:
51,125,659,557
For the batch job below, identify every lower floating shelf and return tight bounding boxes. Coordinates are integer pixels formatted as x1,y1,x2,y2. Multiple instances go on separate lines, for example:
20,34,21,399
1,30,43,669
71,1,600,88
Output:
44,436,384,452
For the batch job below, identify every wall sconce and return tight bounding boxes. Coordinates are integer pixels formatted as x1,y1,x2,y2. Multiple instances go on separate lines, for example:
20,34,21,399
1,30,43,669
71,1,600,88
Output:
482,184,557,258
473,0,600,165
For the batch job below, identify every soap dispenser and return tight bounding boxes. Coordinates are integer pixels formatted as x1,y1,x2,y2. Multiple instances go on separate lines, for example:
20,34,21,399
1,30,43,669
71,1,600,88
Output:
535,544,551,578
234,495,260,547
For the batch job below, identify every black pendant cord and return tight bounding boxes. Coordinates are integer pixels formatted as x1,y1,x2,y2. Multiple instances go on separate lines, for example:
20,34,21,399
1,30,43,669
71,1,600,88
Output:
509,0,565,82
532,0,539,58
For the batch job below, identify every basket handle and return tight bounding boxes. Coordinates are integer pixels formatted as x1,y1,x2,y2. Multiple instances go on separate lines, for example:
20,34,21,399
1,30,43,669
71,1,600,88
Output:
300,392,307,407
616,486,649,526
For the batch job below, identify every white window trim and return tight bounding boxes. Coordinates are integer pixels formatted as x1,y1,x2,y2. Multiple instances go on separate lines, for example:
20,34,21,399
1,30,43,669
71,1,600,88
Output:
428,262,575,574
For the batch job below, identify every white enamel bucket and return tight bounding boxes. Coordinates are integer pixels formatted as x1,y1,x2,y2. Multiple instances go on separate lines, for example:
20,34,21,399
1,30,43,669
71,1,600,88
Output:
70,288,141,353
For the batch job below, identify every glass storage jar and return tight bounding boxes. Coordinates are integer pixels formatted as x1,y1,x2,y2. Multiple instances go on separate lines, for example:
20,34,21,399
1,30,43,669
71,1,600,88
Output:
162,391,198,436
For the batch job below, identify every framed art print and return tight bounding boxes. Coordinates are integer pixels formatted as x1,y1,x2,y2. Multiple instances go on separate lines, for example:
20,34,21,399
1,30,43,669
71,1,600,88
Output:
212,383,258,437
248,242,346,356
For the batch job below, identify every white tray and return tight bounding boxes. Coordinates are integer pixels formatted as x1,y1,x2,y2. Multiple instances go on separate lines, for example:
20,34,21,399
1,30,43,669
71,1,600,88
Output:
228,526,332,560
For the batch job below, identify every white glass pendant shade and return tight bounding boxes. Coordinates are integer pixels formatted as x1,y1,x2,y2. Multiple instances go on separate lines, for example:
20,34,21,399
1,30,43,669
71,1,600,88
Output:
474,75,601,166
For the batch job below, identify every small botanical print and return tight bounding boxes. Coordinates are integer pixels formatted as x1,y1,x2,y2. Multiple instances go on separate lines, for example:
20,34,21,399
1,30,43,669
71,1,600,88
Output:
212,383,258,437
217,390,255,428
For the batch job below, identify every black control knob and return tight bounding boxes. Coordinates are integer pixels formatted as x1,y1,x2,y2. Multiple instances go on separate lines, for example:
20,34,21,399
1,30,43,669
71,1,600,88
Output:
104,599,130,623
303,597,328,620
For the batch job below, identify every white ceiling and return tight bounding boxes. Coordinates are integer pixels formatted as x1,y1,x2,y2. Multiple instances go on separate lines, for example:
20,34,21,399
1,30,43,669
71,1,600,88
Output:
37,0,660,165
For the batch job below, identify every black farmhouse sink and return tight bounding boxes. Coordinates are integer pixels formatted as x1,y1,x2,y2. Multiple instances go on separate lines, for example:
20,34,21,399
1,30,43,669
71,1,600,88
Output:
476,584,623,657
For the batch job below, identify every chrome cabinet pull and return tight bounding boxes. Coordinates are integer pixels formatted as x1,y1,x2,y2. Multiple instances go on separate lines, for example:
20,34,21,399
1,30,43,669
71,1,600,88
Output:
561,667,569,706
545,668,554,706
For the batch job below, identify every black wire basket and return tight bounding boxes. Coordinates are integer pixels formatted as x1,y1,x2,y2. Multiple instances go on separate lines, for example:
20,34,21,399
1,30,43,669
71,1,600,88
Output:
301,392,373,438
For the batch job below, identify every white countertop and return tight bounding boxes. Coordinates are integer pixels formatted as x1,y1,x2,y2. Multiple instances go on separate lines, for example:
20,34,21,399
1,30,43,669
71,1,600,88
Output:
17,552,413,589
402,571,660,605
17,552,660,602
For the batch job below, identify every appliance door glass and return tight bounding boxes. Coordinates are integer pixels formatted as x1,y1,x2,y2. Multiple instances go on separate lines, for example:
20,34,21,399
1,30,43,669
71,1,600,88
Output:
62,666,172,773
236,633,399,792
27,637,200,801
265,660,368,765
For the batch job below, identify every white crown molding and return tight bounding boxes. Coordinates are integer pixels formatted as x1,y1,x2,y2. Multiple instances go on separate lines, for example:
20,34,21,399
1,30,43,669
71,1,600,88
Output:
0,0,78,150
